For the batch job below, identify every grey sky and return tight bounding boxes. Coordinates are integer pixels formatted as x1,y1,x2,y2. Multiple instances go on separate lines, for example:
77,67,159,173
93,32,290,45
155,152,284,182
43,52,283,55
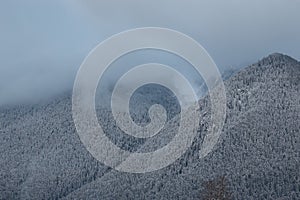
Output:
0,0,299,105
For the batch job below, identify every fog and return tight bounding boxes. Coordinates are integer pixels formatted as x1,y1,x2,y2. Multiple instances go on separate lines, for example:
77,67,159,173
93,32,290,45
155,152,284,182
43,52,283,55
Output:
1,0,300,106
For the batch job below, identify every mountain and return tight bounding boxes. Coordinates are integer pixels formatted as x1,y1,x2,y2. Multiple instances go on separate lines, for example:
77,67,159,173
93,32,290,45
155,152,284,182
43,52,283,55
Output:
0,53,299,199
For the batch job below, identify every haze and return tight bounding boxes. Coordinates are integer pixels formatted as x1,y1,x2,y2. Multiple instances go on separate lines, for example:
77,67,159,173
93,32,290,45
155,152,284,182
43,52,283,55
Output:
1,0,299,105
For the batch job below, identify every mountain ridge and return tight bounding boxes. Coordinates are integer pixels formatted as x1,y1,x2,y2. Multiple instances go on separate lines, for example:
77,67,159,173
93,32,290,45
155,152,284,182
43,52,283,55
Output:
0,53,299,199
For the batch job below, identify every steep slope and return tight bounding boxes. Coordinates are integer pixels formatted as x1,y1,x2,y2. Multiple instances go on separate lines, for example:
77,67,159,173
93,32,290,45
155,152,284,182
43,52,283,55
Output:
0,53,299,199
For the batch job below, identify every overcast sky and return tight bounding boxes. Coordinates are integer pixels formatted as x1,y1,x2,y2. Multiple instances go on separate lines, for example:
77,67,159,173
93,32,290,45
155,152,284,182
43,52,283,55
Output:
0,0,300,105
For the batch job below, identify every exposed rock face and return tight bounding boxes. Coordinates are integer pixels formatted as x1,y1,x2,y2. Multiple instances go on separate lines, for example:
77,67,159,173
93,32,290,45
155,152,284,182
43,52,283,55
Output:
0,53,299,199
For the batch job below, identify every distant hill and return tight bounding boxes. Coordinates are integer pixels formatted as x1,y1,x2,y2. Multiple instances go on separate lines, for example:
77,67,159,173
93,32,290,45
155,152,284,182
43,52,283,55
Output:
0,53,299,199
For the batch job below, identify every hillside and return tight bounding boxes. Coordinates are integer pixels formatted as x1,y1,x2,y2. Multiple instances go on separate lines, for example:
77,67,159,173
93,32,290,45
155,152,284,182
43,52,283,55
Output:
0,53,299,199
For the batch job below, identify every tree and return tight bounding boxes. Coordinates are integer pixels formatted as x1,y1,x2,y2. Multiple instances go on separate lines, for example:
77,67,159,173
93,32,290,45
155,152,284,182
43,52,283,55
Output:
200,176,232,200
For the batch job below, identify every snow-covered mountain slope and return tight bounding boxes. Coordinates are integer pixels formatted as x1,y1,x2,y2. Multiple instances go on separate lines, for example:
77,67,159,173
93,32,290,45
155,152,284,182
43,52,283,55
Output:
0,53,299,199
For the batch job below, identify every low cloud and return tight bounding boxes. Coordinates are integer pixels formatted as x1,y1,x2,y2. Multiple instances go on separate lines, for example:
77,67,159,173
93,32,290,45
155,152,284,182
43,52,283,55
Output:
0,0,299,105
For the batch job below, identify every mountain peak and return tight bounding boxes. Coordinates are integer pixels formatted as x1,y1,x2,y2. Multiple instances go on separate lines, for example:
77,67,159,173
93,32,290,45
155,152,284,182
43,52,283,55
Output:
257,52,298,66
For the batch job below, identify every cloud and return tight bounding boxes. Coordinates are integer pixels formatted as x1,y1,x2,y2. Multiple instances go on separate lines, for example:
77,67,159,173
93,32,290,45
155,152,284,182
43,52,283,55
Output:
0,0,300,105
